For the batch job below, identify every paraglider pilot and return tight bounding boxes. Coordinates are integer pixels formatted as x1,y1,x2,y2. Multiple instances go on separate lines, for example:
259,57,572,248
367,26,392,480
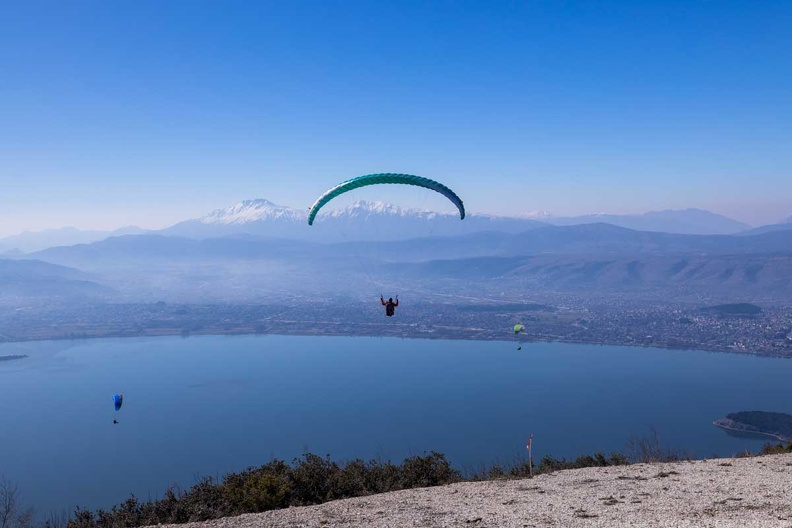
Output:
113,393,123,424
381,295,399,317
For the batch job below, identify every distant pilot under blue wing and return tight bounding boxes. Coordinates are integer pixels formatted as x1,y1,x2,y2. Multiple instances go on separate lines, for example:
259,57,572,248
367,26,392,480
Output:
113,393,123,424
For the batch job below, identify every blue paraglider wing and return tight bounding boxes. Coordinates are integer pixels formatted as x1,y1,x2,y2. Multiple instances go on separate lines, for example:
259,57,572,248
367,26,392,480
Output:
113,393,123,411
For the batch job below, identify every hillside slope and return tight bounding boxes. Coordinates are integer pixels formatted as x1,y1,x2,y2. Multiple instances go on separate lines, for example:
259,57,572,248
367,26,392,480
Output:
147,453,792,528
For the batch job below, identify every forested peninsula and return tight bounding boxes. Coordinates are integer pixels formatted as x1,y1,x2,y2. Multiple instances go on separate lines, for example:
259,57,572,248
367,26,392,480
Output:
0,354,27,362
714,411,792,442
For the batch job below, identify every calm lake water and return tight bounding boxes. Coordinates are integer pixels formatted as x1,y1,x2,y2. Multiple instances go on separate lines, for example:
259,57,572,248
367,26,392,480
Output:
1,334,791,514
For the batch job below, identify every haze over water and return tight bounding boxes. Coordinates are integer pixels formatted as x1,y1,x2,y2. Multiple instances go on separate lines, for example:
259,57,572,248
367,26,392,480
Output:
1,334,790,515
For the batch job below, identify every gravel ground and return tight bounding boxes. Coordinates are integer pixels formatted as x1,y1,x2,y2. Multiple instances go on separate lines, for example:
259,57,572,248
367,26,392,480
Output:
147,453,792,528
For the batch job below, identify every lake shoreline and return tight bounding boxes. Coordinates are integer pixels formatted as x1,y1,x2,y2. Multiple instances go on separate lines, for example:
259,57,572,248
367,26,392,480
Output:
714,417,792,443
0,354,28,361
1,324,790,359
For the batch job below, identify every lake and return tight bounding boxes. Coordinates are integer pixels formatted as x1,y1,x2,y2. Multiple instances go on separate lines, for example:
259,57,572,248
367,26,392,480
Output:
1,334,791,515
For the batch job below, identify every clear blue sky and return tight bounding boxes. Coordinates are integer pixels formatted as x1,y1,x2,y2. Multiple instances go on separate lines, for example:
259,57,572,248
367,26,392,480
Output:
1,0,791,235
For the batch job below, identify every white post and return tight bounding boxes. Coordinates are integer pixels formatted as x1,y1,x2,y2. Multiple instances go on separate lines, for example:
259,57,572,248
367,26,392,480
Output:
527,433,533,478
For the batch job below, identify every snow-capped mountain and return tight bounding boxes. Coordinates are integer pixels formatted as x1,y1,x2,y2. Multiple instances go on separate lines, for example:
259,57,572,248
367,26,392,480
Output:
163,199,546,241
199,199,307,225
314,200,468,241
517,211,553,220
324,201,454,221
198,198,454,224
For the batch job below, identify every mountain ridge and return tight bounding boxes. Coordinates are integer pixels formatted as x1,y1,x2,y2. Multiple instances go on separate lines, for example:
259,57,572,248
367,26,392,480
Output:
541,208,751,235
0,225,149,253
0,258,111,299
3,202,759,253
29,223,792,267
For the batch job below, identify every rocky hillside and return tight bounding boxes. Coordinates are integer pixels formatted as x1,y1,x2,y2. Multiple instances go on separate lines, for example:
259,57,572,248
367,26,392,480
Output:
146,453,792,528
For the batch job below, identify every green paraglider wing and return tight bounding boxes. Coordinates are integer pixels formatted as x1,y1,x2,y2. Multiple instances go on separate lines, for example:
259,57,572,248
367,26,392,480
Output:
514,324,525,334
308,173,465,225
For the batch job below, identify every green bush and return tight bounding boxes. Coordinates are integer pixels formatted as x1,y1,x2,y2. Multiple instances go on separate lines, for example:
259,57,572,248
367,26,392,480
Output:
224,466,292,513
536,452,629,474
398,452,460,488
759,442,792,455
67,452,463,528
289,454,339,505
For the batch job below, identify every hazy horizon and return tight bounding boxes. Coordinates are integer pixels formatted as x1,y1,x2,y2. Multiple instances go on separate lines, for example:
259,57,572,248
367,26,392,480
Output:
2,2,790,236
1,198,790,238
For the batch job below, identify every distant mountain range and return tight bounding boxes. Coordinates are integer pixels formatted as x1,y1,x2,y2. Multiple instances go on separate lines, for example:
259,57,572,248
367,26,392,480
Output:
31,234,321,267
0,259,111,300
164,201,759,240
4,199,792,254
388,252,792,299
540,208,752,235
740,215,792,235
30,223,792,268
0,226,148,254
13,222,792,302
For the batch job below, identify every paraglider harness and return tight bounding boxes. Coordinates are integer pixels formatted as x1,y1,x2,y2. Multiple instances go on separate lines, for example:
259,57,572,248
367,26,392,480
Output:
381,295,398,317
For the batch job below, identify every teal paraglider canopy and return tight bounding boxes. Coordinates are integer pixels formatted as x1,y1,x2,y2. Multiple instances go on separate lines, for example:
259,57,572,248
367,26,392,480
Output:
308,173,465,225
